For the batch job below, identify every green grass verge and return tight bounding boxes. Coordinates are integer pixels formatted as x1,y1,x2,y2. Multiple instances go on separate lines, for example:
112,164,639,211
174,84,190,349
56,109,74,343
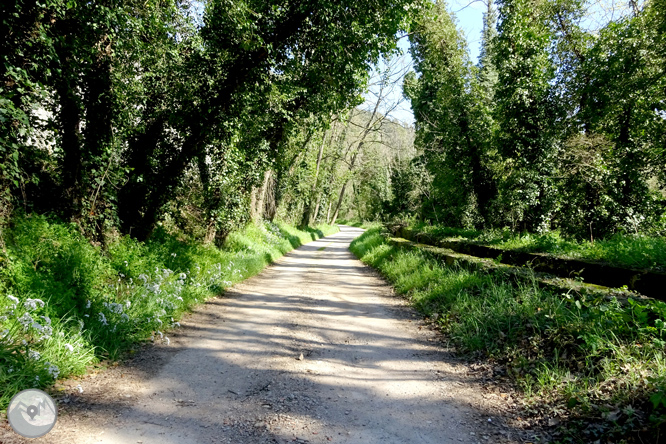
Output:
0,214,337,410
409,222,666,272
351,228,666,443
336,219,383,230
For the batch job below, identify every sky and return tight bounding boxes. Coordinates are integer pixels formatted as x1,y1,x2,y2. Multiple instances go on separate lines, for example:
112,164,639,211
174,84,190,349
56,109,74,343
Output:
362,0,487,127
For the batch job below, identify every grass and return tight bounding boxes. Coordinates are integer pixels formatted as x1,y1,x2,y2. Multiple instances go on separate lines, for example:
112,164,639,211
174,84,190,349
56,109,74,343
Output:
336,219,384,230
409,222,666,272
351,228,666,443
0,214,338,410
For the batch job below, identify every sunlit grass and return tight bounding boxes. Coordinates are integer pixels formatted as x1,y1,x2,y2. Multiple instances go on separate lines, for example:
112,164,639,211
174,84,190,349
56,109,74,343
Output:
411,222,666,271
0,215,337,410
351,228,666,441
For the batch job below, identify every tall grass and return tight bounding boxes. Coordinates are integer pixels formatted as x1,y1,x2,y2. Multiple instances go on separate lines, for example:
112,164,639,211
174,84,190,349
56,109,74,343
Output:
411,222,666,271
0,214,337,409
352,228,666,442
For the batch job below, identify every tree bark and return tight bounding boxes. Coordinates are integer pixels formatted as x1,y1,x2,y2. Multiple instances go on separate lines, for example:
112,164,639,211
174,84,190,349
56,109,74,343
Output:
331,180,348,225
255,169,272,221
301,132,326,226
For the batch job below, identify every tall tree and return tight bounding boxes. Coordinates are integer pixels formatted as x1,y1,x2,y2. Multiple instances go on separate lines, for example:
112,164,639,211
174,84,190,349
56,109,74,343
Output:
493,0,561,231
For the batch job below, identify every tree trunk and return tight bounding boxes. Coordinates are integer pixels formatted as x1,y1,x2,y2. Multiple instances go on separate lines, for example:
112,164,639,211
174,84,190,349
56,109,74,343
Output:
311,192,322,223
301,133,326,226
331,180,348,225
264,170,277,221
255,169,272,221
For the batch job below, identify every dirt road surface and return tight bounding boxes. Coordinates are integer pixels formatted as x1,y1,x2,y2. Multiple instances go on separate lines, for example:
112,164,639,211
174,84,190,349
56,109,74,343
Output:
1,226,521,444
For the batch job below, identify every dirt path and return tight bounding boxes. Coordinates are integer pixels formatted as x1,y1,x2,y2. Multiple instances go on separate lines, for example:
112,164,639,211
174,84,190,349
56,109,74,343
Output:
1,226,522,444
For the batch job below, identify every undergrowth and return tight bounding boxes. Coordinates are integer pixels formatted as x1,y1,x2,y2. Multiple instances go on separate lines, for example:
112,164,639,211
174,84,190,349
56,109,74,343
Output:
409,222,666,272
0,214,337,410
351,228,666,443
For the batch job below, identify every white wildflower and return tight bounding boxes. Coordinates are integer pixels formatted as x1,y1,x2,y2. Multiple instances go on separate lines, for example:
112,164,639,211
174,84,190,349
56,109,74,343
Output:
24,298,45,311
147,283,161,294
98,312,108,326
172,321,181,328
164,336,170,345
0,316,7,322
78,319,85,330
123,260,128,267
76,384,83,393
7,295,19,307
120,313,129,323
28,349,41,360
40,326,53,339
46,363,60,379
171,253,177,257
65,343,74,352
138,274,148,284
175,296,183,302
125,300,131,308
18,312,34,329
1,329,9,339
86,300,91,309
157,330,163,339
40,316,51,325
103,302,123,314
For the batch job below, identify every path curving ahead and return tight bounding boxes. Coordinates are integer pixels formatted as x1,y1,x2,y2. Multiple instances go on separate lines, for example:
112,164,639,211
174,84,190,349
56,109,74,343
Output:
2,226,513,444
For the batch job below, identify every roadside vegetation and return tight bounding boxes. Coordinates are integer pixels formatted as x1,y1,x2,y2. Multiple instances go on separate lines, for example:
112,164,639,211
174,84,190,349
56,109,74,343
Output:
352,228,666,443
399,223,666,272
0,215,337,410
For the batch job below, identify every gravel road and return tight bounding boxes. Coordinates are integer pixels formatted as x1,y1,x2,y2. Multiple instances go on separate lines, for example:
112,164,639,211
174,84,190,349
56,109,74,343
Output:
1,226,518,444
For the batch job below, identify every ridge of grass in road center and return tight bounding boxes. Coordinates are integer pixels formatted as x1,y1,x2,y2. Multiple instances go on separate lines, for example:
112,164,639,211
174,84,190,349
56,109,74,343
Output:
350,227,666,443
0,214,338,410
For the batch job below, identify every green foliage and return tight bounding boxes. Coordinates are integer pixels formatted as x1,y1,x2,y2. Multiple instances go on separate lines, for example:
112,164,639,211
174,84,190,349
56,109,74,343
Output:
398,0,666,239
351,228,666,442
405,1,496,227
411,222,666,271
0,214,337,409
2,0,417,242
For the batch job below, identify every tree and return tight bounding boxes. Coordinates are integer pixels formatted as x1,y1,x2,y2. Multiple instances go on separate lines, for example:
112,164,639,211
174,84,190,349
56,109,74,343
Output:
405,0,495,228
492,0,561,231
